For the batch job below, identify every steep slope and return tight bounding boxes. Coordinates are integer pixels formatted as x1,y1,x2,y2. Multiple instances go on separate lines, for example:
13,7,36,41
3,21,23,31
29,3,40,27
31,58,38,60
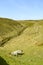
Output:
0,18,23,36
0,18,24,46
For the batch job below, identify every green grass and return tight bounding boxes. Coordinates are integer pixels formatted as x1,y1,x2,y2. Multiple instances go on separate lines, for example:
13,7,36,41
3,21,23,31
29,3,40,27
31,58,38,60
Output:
0,18,43,65
0,46,43,65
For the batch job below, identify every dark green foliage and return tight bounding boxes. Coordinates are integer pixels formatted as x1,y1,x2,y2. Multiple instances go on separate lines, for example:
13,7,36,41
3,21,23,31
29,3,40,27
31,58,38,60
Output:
0,56,9,65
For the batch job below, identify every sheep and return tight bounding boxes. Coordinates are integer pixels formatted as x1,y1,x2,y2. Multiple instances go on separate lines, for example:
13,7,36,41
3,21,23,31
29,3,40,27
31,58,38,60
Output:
10,50,24,56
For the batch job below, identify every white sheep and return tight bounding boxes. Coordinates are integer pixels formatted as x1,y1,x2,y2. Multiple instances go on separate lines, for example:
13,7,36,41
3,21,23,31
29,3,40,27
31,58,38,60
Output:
10,50,24,56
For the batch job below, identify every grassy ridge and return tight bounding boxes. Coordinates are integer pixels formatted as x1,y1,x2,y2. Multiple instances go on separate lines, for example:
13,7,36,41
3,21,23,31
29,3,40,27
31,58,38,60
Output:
0,18,25,46
0,18,23,36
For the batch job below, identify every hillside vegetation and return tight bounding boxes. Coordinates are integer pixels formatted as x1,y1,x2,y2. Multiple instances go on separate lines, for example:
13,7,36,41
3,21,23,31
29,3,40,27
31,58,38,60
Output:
0,18,43,65
0,18,26,46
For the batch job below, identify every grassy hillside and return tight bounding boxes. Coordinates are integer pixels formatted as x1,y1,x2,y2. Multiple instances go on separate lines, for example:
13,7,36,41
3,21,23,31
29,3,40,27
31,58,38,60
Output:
0,18,43,65
0,18,27,46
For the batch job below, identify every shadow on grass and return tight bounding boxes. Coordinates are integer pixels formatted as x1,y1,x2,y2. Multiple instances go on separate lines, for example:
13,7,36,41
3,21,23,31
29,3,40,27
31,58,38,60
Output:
0,56,9,65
